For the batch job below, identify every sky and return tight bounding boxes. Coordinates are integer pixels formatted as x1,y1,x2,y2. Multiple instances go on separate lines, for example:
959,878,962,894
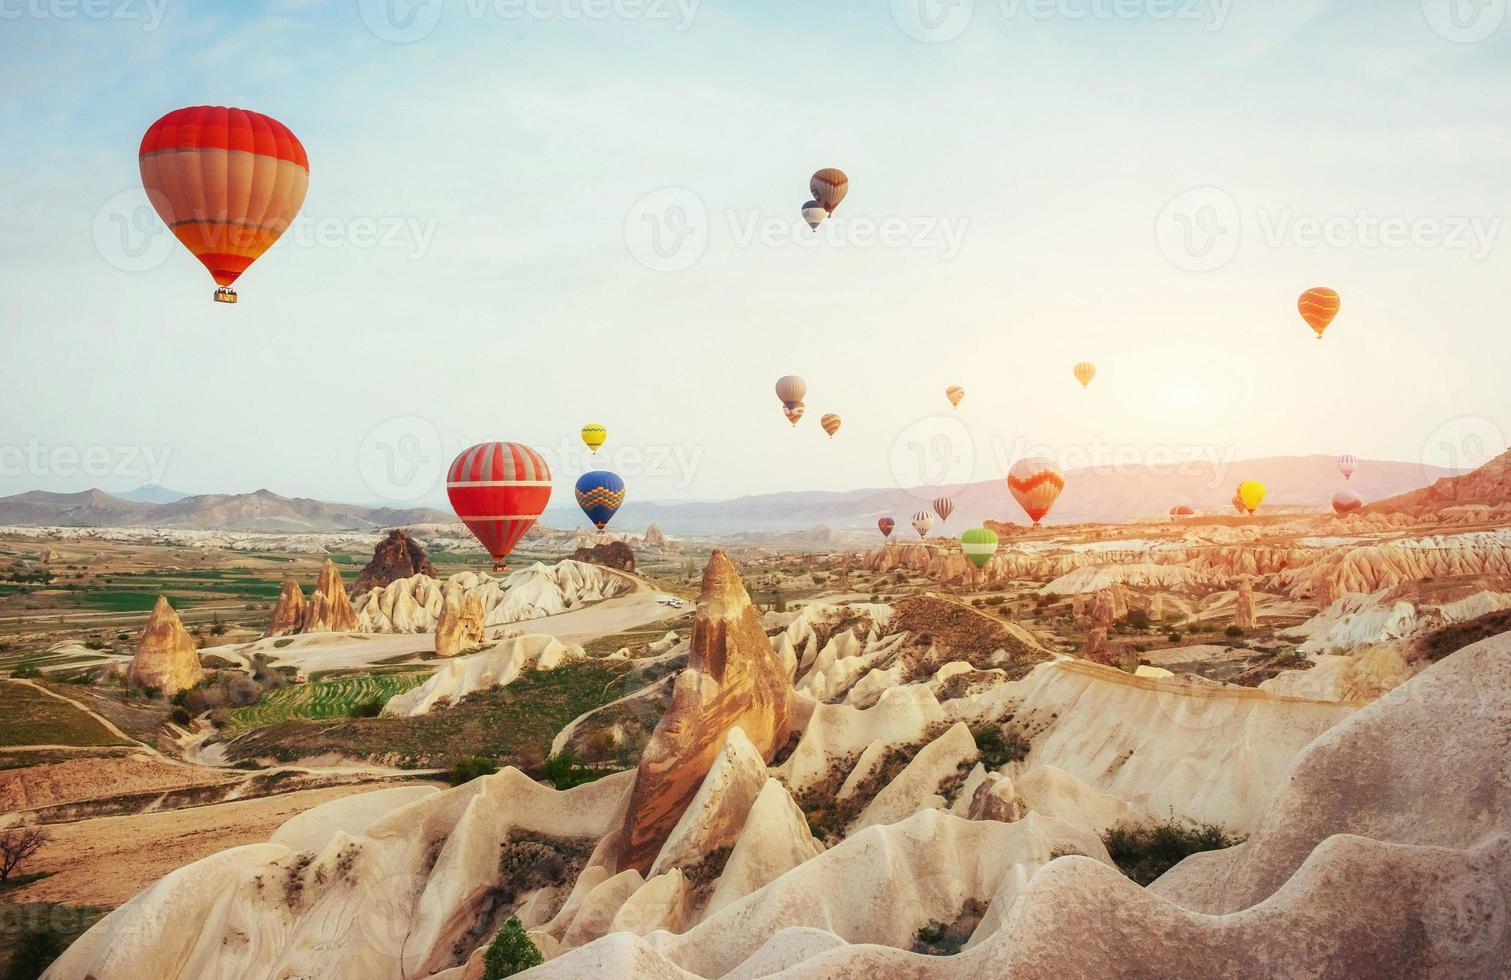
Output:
2,0,1509,510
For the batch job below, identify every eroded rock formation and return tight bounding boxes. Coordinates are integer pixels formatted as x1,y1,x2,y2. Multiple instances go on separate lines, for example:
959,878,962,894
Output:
569,540,636,573
353,529,436,593
301,560,359,633
128,596,203,694
643,524,667,548
434,588,486,658
1235,578,1258,631
618,550,793,873
263,578,306,637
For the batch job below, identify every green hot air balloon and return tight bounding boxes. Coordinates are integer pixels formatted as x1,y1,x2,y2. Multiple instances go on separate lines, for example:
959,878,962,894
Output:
961,527,998,570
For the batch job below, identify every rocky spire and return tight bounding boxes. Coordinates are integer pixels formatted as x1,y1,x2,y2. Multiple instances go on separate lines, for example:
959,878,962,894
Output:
353,529,437,594
618,550,792,873
302,559,359,633
264,578,307,638
128,596,203,694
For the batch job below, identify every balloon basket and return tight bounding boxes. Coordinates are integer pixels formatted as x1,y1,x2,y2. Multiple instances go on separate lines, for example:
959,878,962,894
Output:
214,287,238,304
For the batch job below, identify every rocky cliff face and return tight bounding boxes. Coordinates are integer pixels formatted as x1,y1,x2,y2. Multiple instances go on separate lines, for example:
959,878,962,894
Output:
128,596,203,694
642,524,667,548
434,588,487,657
569,540,636,573
263,578,307,637
353,529,437,593
302,560,359,633
617,550,793,873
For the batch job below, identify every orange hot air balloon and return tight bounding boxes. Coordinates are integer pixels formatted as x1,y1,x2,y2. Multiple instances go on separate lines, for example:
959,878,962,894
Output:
810,169,849,214
783,401,806,426
1298,287,1340,340
820,413,842,438
1007,457,1065,526
139,107,310,304
1073,362,1096,389
447,442,552,570
1332,489,1363,515
945,385,965,409
1231,492,1246,515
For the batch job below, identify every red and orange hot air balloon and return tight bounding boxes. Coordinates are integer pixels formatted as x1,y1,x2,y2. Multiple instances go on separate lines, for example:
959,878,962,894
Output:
878,516,896,540
447,442,553,570
1298,287,1340,340
1007,457,1065,526
139,106,310,304
810,169,849,214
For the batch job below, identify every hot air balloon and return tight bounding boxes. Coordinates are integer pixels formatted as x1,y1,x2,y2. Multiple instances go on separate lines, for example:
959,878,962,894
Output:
1336,454,1357,480
447,443,552,570
911,511,934,538
802,200,827,231
1237,480,1266,514
960,527,998,570
810,169,849,214
139,106,310,304
1007,457,1065,526
945,385,965,409
820,413,842,438
1231,493,1246,515
1073,362,1096,389
1332,489,1363,515
1298,287,1340,340
1170,504,1195,519
878,517,896,540
575,470,626,530
932,497,955,523
775,375,807,427
581,424,607,455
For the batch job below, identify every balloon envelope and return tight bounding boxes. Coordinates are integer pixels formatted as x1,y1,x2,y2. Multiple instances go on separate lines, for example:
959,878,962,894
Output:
802,200,827,231
1298,287,1340,339
1336,454,1357,480
946,385,965,409
810,168,849,213
139,106,309,302
1332,489,1363,515
1237,480,1267,514
1170,504,1195,518
776,375,807,404
1232,493,1246,515
581,424,607,454
911,511,934,537
783,401,806,427
960,527,998,569
575,470,626,530
878,517,895,539
1073,362,1096,389
932,497,955,523
1007,457,1065,526
820,413,842,438
447,443,552,567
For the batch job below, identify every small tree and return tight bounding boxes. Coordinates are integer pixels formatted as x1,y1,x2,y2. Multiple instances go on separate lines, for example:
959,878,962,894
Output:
0,827,52,883
482,916,543,978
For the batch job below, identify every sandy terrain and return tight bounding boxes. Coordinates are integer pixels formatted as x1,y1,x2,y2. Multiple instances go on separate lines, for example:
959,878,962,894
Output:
9,780,442,909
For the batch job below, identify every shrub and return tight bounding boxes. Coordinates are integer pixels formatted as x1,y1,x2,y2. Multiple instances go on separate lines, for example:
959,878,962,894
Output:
11,663,42,679
170,706,192,726
482,916,543,978
912,898,988,956
1123,609,1151,630
1103,817,1245,886
449,757,499,786
972,724,1031,769
349,697,385,718
2,928,66,980
1224,625,1245,639
1167,631,1181,644
540,751,600,790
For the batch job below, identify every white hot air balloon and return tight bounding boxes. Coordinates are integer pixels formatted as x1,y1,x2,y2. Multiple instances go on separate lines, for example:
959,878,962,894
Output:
802,200,827,232
911,510,934,538
1336,454,1357,480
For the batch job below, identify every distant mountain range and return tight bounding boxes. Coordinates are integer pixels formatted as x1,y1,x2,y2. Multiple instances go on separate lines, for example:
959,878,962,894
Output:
114,484,192,504
0,488,452,533
0,455,1462,536
542,454,1462,534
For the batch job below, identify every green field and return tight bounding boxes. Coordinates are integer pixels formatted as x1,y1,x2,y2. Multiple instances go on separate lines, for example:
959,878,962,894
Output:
227,673,431,727
0,682,129,748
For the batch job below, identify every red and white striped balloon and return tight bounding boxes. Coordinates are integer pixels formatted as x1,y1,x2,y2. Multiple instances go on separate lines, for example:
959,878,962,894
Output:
932,496,955,523
446,442,553,569
1336,454,1357,480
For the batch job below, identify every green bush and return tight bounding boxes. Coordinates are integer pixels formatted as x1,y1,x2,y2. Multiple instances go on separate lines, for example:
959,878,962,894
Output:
348,697,385,718
1167,631,1181,644
11,663,42,679
971,724,1031,769
2,927,66,980
482,916,542,978
170,706,192,726
540,751,601,790
1103,817,1245,886
449,757,499,787
1224,625,1244,639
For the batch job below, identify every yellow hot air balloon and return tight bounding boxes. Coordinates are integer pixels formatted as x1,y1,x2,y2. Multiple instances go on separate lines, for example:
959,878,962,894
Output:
580,424,607,454
820,413,841,438
1073,362,1096,389
1298,287,1340,340
1237,480,1266,514
945,385,965,409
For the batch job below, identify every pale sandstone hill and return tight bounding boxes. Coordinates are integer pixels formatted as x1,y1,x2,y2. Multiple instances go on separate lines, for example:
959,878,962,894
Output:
1368,446,1511,516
